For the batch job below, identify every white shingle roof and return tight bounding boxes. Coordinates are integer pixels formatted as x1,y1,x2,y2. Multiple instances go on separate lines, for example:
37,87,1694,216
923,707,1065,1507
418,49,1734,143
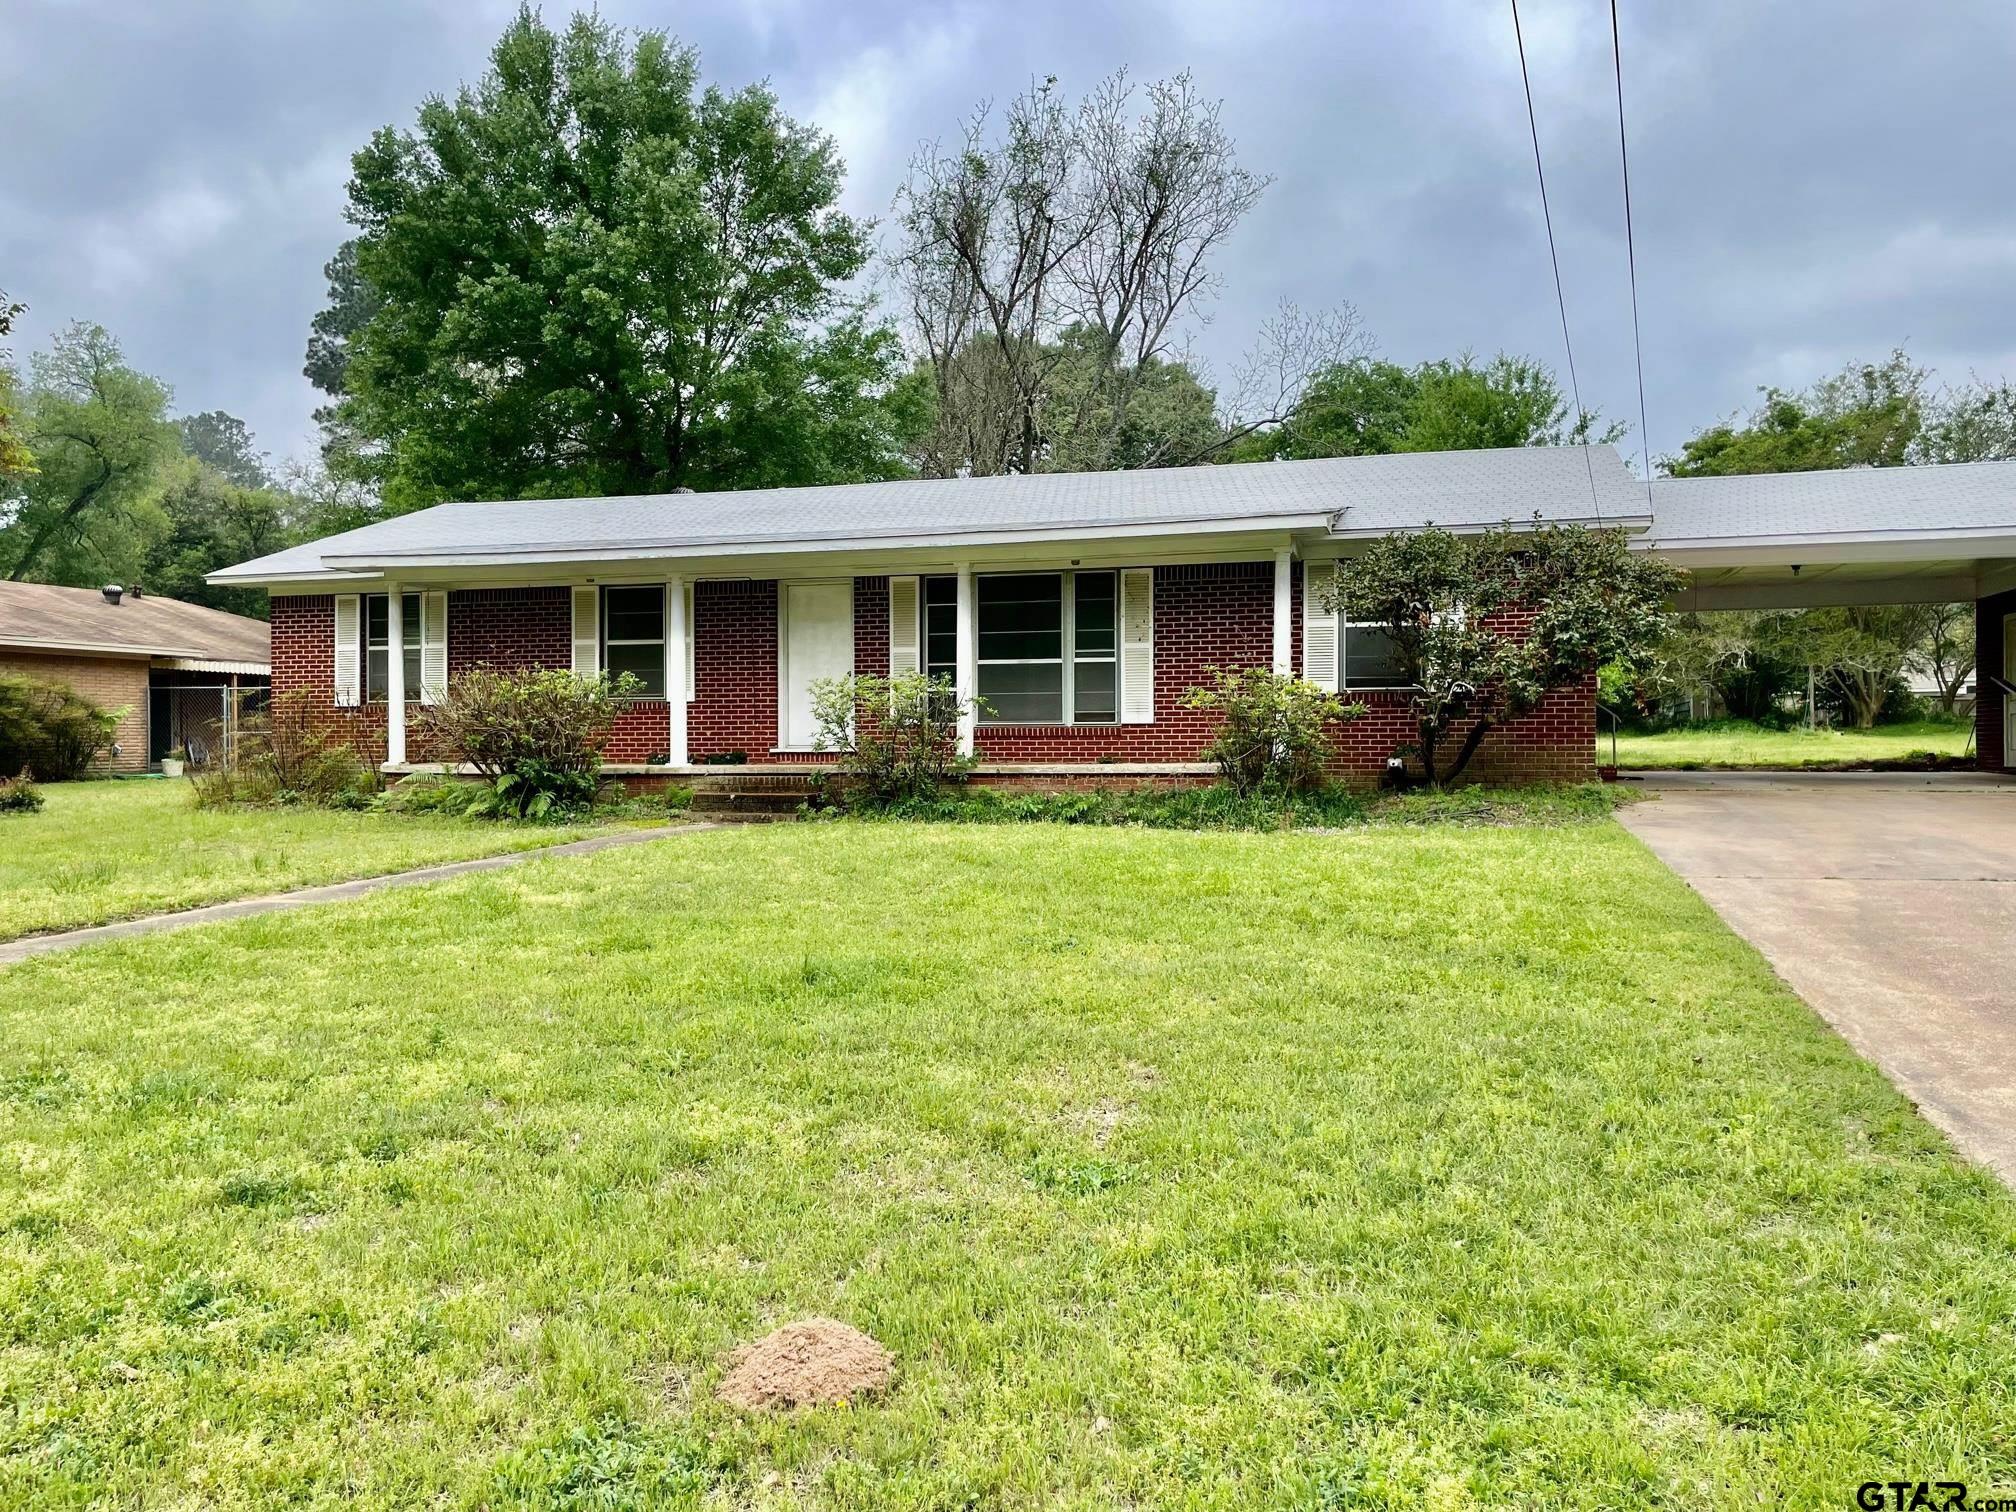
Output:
213,446,1647,582
1646,459,2016,544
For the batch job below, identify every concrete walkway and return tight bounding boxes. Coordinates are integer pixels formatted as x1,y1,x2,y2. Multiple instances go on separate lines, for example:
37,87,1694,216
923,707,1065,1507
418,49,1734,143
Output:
0,822,722,967
1617,770,2016,1181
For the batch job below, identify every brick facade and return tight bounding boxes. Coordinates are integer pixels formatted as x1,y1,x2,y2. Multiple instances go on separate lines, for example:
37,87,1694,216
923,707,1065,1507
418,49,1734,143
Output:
1979,590,2014,773
268,559,1597,786
0,650,151,772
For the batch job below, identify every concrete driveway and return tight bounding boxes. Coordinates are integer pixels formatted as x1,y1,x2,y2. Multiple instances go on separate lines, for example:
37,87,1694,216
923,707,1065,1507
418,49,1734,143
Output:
1617,770,2016,1181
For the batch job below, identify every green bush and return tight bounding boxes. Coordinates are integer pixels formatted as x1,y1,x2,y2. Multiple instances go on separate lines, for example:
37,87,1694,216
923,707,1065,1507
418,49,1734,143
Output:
808,670,978,805
417,667,634,820
189,689,373,809
0,673,120,780
663,784,695,813
1178,667,1360,796
0,769,44,814
823,781,1370,831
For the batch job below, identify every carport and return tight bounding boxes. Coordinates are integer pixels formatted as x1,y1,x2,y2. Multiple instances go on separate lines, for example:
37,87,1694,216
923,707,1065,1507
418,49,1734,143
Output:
1639,459,2016,770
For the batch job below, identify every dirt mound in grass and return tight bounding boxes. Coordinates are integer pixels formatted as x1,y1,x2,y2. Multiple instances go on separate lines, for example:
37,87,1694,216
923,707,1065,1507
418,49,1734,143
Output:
717,1319,894,1410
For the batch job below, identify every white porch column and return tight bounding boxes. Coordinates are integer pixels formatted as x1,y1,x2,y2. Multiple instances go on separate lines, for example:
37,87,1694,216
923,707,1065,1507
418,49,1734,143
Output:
955,563,977,758
666,575,688,766
384,581,406,768
1272,549,1294,676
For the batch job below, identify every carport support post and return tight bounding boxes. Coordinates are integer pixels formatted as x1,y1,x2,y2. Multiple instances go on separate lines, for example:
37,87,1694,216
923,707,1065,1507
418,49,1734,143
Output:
1273,549,1293,676
955,563,976,759
384,580,406,769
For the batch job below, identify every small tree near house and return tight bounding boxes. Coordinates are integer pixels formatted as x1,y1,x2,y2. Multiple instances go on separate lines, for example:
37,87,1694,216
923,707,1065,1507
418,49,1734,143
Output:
1333,522,1683,786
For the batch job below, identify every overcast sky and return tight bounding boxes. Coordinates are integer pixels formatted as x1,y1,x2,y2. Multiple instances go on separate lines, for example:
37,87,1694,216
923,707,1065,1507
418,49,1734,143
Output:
4,0,2014,478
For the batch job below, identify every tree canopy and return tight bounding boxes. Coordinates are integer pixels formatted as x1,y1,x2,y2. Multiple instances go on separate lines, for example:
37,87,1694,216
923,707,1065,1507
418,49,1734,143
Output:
2,323,177,584
0,290,33,482
1230,353,1620,461
316,7,911,508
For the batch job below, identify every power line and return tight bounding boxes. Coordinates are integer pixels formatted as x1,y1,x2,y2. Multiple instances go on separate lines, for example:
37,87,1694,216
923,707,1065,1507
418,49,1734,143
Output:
1508,0,1601,521
1609,0,1654,509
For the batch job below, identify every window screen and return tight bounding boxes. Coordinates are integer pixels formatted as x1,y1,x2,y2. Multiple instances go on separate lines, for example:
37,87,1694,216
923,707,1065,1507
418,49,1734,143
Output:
603,585,667,699
364,592,422,703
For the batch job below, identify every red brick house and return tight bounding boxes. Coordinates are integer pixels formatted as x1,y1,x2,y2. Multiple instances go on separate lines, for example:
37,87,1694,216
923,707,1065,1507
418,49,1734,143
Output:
211,447,2016,784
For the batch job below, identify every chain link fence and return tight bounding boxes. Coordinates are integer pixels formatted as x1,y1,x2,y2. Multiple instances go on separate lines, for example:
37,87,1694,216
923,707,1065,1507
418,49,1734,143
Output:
148,683,268,770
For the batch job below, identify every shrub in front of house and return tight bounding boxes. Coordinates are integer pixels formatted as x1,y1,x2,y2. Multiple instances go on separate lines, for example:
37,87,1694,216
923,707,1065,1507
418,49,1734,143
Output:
1179,667,1361,796
0,673,119,781
808,670,978,807
0,769,44,814
418,666,635,819
190,689,376,809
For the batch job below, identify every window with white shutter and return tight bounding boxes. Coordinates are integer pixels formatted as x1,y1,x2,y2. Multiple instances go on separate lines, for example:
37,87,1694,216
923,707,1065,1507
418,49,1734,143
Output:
1119,568,1154,724
332,594,361,707
888,576,921,677
1303,562,1338,692
419,591,448,704
571,586,600,679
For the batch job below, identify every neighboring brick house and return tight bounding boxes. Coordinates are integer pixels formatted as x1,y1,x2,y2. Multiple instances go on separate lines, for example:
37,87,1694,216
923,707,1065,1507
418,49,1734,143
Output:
210,447,2016,785
0,581,270,773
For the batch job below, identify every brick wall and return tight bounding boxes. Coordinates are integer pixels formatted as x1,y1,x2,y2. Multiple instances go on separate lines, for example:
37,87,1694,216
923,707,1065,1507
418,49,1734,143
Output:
268,565,1596,785
0,650,150,772
1979,591,2014,773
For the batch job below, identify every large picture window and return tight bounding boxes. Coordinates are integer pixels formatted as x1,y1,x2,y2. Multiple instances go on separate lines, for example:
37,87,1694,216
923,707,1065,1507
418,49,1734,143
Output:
975,570,1118,725
364,592,422,703
603,585,667,699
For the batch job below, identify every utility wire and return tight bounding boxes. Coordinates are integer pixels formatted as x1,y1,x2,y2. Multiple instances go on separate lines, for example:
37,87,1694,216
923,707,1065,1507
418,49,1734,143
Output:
1509,0,1601,521
1609,0,1655,510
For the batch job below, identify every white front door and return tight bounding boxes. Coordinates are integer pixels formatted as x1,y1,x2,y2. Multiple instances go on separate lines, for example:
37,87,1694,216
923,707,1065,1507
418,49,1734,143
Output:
781,580,854,750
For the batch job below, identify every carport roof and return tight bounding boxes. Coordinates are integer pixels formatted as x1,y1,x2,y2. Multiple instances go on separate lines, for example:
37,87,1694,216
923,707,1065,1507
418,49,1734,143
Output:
1645,460,2016,547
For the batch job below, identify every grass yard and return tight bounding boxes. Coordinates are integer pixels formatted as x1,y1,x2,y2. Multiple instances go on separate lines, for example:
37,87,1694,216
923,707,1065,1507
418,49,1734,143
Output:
0,780,651,941
1607,717,1974,770
4,820,2014,1508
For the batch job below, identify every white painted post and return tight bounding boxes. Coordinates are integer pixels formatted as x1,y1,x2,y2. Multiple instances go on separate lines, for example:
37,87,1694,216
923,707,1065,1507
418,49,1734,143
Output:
955,563,976,758
1272,549,1294,676
384,582,406,769
666,576,688,766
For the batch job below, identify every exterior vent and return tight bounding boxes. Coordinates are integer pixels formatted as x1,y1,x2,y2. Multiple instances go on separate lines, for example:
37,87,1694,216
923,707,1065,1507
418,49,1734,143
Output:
101,584,123,606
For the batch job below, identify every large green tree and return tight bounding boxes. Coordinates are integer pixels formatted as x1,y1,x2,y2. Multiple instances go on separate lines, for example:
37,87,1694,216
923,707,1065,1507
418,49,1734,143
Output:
2,323,176,584
318,7,907,508
1232,352,1619,462
0,289,32,481
139,455,296,618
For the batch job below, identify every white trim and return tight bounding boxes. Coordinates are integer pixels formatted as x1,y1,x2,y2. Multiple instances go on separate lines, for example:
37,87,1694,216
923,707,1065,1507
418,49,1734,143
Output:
570,586,600,678
332,594,360,707
684,580,696,703
955,564,976,757
419,590,447,705
384,580,406,768
1303,561,1338,692
888,575,921,677
1272,549,1293,676
1119,567,1154,724
666,575,688,765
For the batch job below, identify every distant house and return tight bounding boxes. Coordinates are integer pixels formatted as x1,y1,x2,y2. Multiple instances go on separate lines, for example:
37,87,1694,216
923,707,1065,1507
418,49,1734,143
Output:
0,581,271,772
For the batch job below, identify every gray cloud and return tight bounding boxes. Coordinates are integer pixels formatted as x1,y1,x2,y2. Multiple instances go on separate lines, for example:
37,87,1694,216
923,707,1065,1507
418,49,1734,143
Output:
4,0,2012,473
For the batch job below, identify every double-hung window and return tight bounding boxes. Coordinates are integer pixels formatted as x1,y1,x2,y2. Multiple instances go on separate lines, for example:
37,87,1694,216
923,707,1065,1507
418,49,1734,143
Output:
603,585,667,699
1342,621,1409,689
364,592,422,703
974,570,1118,725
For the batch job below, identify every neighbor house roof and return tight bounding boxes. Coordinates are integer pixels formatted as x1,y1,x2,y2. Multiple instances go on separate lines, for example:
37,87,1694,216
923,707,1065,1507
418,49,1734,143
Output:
1645,459,2016,547
0,580,270,670
211,445,1651,584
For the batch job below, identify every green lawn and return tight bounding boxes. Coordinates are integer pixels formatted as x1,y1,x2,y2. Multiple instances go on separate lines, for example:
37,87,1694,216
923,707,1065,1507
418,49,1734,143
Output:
0,780,651,941
1607,718,1974,770
3,820,2011,1507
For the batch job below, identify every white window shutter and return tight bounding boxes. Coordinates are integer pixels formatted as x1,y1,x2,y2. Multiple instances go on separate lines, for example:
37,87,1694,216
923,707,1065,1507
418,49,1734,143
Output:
419,591,448,704
888,576,921,677
1120,568,1154,724
684,581,696,702
571,586,600,679
1303,562,1339,692
332,594,361,707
